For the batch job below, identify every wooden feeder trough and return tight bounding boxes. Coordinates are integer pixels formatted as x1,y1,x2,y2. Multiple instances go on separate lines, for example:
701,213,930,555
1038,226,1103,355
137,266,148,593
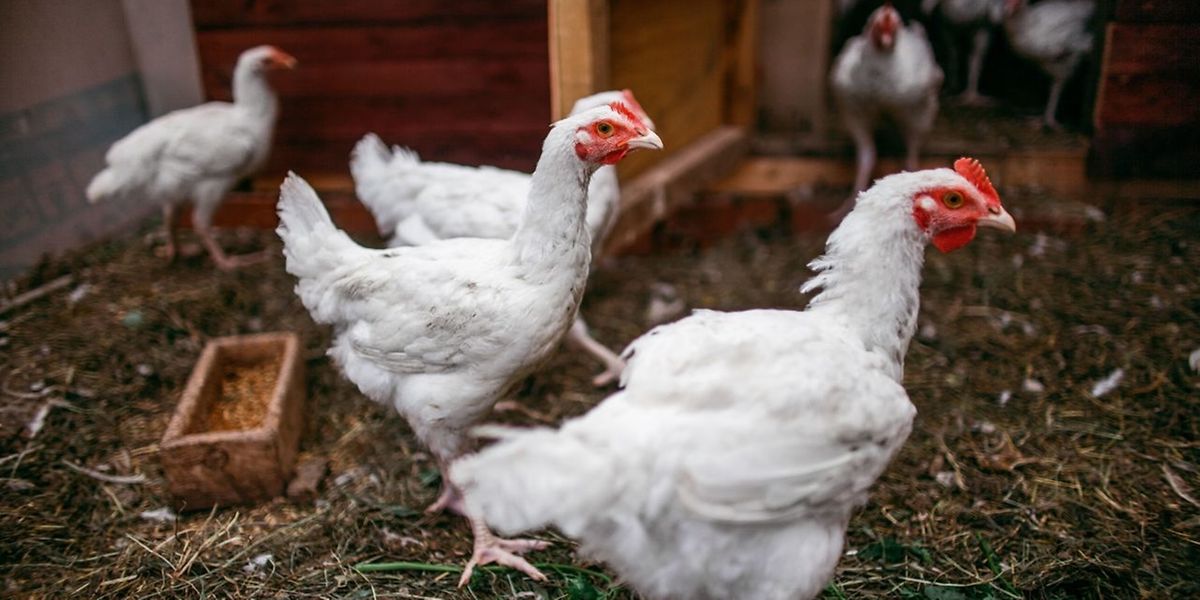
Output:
160,332,304,509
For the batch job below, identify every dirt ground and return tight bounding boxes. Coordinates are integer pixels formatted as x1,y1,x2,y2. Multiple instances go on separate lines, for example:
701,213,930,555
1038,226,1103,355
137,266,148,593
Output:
1,190,1197,599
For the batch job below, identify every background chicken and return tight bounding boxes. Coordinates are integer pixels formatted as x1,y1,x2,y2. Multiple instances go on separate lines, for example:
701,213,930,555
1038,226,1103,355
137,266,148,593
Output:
85,46,296,270
350,90,656,386
453,158,1015,599
1004,0,1095,128
277,103,660,579
830,4,944,219
922,0,1007,104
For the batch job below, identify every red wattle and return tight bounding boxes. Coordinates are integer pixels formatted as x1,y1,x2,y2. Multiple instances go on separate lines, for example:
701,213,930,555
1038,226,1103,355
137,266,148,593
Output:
600,148,629,165
932,225,977,253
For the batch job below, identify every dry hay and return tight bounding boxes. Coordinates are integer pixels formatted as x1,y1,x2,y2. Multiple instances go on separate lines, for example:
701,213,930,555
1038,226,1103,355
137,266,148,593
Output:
0,191,1196,599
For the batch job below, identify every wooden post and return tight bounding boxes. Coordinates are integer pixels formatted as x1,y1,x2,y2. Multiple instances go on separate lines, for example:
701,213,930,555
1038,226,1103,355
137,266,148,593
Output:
758,0,834,136
548,0,610,121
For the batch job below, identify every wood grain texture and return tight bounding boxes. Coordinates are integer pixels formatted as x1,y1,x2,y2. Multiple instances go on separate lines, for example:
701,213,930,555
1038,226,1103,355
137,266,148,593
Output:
610,0,726,179
758,0,834,133
1094,23,1200,128
549,0,610,120
709,153,1089,196
189,1,552,181
723,0,759,127
192,0,547,28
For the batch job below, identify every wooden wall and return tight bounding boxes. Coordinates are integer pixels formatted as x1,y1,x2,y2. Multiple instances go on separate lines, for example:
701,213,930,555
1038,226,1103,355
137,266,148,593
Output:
1091,0,1200,178
190,0,552,177
608,0,755,179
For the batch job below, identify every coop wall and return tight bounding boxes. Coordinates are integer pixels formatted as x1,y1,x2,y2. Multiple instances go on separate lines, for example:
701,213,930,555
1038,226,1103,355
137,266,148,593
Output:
189,0,552,176
1091,0,1200,178
0,1,148,279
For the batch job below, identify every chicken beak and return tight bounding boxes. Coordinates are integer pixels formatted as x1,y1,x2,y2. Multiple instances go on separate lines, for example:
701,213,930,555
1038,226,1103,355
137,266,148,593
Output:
978,206,1016,233
269,51,298,70
626,130,664,151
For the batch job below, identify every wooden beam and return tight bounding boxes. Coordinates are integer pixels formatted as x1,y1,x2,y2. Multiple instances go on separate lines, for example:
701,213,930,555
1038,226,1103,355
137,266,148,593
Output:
178,190,379,236
548,0,610,121
605,126,749,254
709,153,1090,197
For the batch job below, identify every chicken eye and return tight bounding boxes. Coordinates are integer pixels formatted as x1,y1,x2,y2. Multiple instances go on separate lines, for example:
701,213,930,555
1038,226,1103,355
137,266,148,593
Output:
942,191,964,209
595,122,615,138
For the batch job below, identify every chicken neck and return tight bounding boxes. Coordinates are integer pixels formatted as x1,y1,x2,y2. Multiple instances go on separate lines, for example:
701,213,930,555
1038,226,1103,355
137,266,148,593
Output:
509,126,595,283
232,63,279,119
802,179,928,380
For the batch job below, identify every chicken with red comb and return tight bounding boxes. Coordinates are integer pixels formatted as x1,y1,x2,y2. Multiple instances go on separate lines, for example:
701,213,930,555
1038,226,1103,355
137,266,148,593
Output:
453,159,1013,599
278,103,661,584
830,3,944,221
351,90,659,387
1003,0,1095,129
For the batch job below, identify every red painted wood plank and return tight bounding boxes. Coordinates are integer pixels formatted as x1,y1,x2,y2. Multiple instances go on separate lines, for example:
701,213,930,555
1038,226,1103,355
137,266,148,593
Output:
1096,24,1200,127
1102,24,1200,75
191,0,547,28
259,134,545,175
194,22,547,66
1115,0,1200,23
201,58,549,99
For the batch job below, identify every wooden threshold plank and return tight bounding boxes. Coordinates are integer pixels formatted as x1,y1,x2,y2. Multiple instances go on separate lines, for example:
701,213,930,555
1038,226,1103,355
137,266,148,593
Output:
709,154,1090,197
178,190,378,235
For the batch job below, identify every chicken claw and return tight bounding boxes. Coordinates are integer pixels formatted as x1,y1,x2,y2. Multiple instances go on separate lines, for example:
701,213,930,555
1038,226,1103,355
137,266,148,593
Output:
458,517,549,586
566,319,625,387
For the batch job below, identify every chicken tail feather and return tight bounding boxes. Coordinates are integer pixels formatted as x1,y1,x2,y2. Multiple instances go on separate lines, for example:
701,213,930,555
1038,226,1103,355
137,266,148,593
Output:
350,133,422,234
85,168,129,204
276,172,361,281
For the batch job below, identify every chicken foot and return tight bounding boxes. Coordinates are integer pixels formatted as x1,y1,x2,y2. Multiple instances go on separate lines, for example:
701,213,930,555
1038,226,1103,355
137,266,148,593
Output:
457,513,549,587
567,318,625,387
194,221,271,271
955,29,997,106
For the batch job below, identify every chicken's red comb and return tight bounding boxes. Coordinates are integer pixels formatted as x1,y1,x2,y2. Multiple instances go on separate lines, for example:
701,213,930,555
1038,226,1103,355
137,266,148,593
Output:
609,101,646,128
621,90,647,118
954,157,1000,206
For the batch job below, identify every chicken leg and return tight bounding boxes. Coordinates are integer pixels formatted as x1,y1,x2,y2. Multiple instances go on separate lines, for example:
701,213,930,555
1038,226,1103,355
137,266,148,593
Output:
956,28,997,106
424,458,465,515
829,120,876,224
1041,75,1066,130
458,514,549,587
161,204,180,262
192,199,271,271
567,318,625,387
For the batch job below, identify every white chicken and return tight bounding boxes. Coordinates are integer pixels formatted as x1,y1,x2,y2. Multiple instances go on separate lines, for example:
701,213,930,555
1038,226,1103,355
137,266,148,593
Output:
922,0,1007,104
277,103,661,580
1004,0,1095,128
830,3,944,219
452,158,1016,598
350,90,655,387
86,46,296,270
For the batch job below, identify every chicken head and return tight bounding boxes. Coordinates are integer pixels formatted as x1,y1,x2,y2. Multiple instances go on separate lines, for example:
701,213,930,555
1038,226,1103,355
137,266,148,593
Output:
911,157,1016,253
868,3,902,51
572,102,663,165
